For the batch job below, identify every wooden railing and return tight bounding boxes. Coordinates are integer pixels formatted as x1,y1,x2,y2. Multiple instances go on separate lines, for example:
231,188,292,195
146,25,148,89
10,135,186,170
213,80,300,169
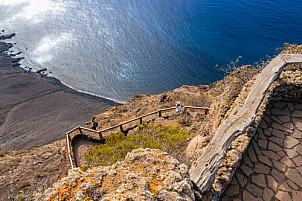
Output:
66,106,209,138
65,105,210,168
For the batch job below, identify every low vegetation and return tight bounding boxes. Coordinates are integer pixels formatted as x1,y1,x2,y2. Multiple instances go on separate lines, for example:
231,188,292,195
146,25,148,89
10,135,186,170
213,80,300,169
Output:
82,123,189,171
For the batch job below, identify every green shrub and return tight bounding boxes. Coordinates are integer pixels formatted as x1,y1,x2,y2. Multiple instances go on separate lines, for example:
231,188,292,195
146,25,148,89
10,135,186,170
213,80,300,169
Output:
34,170,46,178
83,123,188,169
80,166,89,172
134,94,143,99
114,106,128,113
15,194,26,201
20,182,31,189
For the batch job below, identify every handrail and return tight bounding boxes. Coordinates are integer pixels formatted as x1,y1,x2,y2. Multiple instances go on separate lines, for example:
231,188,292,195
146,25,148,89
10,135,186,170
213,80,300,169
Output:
64,105,210,168
65,105,209,136
65,134,74,169
99,106,175,132
66,125,100,135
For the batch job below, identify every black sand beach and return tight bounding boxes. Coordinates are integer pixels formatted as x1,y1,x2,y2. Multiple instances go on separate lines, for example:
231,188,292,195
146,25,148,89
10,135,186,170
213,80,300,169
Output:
0,35,120,151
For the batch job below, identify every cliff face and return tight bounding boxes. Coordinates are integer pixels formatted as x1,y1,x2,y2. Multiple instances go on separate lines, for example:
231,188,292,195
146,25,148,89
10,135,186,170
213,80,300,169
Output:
44,46,302,200
0,34,117,200
37,149,196,201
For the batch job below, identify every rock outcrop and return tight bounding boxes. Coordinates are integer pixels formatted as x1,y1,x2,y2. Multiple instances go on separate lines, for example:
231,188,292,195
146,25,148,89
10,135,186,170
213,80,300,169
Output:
36,149,196,201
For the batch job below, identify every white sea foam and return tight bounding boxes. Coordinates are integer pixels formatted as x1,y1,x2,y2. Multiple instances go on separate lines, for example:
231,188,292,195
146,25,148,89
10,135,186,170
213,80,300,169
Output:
33,32,72,64
2,0,66,24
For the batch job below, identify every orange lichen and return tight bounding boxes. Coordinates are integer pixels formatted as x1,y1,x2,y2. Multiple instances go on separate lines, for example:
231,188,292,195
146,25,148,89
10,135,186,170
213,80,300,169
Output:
147,172,164,198
95,182,102,187
74,130,81,135
136,166,143,173
152,153,165,161
48,183,71,201
82,189,90,196
48,173,101,201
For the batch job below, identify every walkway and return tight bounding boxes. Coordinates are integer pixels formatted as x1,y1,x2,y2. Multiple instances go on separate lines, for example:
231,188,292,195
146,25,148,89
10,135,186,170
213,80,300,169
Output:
222,101,302,201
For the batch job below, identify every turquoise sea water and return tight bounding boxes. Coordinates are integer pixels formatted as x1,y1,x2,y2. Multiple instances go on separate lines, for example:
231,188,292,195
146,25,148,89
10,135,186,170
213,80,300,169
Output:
1,0,301,102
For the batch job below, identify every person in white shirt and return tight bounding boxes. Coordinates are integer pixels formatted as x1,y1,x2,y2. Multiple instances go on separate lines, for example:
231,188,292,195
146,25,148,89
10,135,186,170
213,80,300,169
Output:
176,102,182,113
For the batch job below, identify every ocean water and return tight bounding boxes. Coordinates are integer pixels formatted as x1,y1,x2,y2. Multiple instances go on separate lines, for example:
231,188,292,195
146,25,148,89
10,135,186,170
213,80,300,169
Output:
1,0,302,102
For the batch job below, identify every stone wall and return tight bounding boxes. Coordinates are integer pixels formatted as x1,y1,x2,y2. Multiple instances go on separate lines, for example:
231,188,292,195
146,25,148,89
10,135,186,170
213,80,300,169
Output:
198,64,302,200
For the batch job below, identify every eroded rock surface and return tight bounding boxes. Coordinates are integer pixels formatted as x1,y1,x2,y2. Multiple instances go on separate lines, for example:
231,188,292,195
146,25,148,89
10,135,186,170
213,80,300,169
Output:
37,149,195,201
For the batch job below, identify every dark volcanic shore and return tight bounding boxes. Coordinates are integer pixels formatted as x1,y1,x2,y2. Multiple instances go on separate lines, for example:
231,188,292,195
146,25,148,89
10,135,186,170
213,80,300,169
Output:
0,36,120,151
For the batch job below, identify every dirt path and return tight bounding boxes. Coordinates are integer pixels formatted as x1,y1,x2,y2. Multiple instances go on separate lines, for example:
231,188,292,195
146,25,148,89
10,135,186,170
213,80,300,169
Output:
72,136,103,167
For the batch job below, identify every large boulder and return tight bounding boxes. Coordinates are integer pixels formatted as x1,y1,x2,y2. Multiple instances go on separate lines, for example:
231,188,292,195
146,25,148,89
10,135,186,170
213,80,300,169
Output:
36,148,195,201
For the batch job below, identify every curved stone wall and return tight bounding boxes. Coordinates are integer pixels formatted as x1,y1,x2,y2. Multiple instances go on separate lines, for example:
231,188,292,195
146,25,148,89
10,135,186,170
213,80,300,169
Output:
222,101,302,200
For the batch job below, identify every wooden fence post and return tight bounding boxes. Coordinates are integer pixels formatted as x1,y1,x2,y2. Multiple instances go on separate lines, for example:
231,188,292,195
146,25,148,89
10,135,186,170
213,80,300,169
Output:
66,134,74,169
78,127,83,134
205,109,209,115
65,107,210,143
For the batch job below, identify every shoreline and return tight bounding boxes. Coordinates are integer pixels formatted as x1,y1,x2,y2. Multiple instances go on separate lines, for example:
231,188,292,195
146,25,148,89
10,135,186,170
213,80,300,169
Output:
37,72,125,105
2,32,126,105
0,34,121,151
4,35,124,105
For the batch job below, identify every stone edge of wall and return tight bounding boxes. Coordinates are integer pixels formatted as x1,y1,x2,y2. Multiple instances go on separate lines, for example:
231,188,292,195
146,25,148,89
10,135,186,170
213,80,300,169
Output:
207,65,302,200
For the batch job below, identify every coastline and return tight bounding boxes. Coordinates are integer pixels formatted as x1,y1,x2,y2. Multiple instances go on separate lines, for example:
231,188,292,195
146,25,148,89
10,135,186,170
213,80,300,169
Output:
0,34,120,151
